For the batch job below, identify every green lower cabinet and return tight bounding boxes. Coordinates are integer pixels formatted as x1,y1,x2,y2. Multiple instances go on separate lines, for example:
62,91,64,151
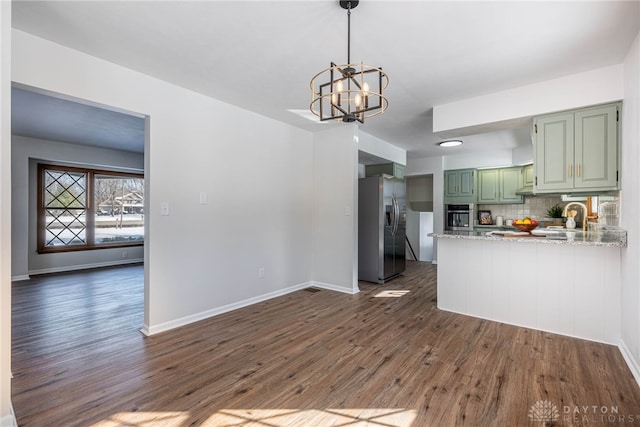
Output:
477,167,524,204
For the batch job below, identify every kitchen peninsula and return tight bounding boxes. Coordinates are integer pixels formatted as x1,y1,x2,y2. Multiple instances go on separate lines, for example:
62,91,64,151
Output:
431,228,627,345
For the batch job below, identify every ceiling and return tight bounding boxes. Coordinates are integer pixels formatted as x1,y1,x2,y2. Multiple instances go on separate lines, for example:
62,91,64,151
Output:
12,86,146,153
10,1,640,159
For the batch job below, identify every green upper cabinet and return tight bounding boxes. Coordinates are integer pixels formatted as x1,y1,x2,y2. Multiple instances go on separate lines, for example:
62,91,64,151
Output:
501,167,524,203
444,168,475,204
575,106,618,189
534,103,619,193
477,169,499,203
534,112,574,192
477,167,524,204
365,163,405,179
522,164,534,188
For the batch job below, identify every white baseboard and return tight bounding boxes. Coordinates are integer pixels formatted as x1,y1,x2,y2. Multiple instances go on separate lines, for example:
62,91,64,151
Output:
29,258,143,276
142,281,315,336
0,401,18,427
310,281,360,295
10,274,30,282
140,280,360,336
619,339,640,388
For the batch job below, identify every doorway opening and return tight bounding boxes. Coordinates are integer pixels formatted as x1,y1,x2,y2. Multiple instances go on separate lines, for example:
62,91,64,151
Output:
406,174,434,262
10,83,148,331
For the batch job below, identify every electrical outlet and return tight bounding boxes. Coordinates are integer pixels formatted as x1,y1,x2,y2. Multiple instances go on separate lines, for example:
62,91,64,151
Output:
258,267,265,278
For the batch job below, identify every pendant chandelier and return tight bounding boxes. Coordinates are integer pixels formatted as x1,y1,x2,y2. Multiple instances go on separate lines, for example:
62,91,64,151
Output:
310,1,389,123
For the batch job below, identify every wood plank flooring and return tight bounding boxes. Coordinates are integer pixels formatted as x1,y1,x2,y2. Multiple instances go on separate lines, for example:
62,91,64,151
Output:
11,262,640,426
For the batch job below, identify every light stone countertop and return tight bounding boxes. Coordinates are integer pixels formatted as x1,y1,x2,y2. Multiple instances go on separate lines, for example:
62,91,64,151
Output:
430,228,627,248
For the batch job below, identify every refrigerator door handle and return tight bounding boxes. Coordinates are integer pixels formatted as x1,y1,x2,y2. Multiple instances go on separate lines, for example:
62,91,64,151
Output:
389,197,396,235
392,196,399,236
395,196,400,234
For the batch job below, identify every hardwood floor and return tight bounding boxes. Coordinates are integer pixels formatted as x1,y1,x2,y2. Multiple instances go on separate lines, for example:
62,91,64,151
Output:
11,262,640,426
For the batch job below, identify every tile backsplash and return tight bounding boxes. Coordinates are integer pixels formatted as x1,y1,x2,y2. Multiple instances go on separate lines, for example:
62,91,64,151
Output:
477,194,621,226
478,195,563,222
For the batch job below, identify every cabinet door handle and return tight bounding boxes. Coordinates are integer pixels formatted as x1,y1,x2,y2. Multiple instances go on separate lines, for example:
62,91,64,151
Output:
568,163,573,178
577,163,581,177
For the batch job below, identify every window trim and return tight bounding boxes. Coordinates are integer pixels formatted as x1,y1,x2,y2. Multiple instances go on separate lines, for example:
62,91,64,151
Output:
37,163,144,254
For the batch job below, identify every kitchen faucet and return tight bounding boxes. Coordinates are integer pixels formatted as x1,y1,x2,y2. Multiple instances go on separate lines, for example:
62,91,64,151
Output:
562,202,588,232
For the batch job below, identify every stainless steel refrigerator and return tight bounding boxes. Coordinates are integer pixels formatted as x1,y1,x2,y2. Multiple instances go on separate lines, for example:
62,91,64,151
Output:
358,175,406,284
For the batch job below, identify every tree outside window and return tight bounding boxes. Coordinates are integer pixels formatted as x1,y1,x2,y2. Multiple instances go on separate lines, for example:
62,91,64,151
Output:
38,164,144,253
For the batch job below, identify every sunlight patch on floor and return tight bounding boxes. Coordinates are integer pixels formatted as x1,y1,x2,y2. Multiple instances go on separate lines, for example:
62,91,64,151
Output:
207,408,417,426
374,290,410,298
91,408,417,426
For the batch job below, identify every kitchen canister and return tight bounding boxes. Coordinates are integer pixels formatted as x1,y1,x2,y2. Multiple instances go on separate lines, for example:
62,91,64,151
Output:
495,216,504,226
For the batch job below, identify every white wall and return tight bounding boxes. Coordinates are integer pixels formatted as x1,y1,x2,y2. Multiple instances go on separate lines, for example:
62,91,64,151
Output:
11,136,145,279
512,143,534,165
443,149,514,170
11,30,316,334
434,65,624,136
312,125,359,293
358,131,407,166
620,31,640,384
0,3,13,426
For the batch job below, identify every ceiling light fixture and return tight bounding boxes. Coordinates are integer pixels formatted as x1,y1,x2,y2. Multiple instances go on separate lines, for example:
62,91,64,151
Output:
439,140,463,147
310,1,389,123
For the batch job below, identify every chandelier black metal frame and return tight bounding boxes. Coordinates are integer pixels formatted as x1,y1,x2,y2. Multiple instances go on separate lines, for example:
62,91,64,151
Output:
310,0,389,123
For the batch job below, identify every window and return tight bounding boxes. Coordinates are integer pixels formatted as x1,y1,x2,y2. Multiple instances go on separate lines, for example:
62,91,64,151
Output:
38,164,144,253
587,196,598,220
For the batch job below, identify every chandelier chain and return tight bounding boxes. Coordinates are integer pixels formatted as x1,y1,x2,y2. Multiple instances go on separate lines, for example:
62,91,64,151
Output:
347,2,351,65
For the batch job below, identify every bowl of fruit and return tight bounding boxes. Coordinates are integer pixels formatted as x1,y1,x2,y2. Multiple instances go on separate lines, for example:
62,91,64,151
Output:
511,218,538,232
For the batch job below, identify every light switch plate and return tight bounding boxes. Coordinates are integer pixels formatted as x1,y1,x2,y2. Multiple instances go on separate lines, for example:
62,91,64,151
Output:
160,202,170,216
